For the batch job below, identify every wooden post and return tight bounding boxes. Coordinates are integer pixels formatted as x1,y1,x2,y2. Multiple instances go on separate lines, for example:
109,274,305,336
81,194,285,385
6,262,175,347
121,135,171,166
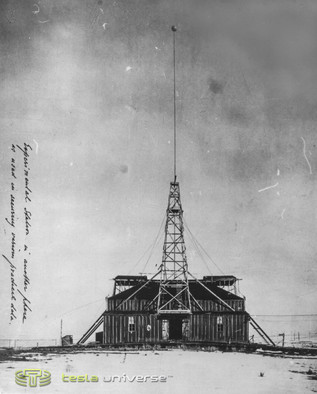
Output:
60,319,63,346
278,333,285,347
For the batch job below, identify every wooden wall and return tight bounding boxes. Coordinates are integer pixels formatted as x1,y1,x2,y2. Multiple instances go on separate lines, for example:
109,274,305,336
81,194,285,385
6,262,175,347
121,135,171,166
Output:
190,313,249,342
103,312,249,345
107,298,245,312
103,314,162,344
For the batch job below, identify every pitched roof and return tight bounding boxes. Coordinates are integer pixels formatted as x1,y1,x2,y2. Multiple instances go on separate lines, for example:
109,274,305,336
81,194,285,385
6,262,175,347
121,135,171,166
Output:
109,281,243,302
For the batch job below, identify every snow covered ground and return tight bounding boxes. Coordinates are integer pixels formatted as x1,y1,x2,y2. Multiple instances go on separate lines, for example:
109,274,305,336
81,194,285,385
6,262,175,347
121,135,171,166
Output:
0,349,316,393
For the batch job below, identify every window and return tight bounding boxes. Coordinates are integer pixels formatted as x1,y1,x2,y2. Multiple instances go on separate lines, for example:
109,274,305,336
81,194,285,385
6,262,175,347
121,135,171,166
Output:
217,316,223,333
128,316,135,332
162,320,169,340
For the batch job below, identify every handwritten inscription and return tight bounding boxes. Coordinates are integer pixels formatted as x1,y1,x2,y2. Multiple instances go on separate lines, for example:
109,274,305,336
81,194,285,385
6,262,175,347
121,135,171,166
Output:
17,289,32,323
5,194,15,228
23,245,30,292
3,143,33,323
24,208,32,236
2,254,17,321
11,232,16,259
17,143,33,203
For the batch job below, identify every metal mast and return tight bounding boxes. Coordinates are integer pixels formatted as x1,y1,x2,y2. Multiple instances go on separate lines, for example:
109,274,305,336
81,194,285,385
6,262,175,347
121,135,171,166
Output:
157,26,192,315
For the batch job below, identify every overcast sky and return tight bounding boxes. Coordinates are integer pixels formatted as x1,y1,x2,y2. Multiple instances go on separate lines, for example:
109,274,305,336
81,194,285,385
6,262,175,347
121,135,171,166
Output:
1,0,317,342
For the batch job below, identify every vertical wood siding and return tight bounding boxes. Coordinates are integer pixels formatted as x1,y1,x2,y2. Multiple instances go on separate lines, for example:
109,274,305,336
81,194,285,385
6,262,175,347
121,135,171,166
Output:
104,314,163,345
107,298,245,312
103,312,248,344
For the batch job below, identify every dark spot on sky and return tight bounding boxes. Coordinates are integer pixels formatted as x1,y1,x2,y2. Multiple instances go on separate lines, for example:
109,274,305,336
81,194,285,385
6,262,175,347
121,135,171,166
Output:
208,78,224,94
119,164,128,173
226,106,249,126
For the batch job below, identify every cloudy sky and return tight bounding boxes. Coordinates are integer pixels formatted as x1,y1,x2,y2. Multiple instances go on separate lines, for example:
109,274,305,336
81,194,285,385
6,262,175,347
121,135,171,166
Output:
1,0,316,342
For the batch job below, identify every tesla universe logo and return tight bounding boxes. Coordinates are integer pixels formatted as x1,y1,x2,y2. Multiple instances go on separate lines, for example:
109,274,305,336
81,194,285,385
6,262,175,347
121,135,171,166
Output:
15,369,51,387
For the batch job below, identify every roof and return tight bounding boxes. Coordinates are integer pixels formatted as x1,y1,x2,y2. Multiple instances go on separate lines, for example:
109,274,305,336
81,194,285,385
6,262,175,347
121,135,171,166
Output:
114,275,148,280
109,281,243,302
114,276,148,287
202,275,238,286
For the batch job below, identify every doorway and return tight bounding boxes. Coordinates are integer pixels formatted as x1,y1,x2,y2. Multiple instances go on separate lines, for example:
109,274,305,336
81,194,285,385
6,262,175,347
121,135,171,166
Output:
169,316,183,340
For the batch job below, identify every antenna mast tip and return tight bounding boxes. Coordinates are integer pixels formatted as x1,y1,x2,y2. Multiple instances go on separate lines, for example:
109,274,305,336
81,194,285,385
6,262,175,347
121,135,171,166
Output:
171,25,177,32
